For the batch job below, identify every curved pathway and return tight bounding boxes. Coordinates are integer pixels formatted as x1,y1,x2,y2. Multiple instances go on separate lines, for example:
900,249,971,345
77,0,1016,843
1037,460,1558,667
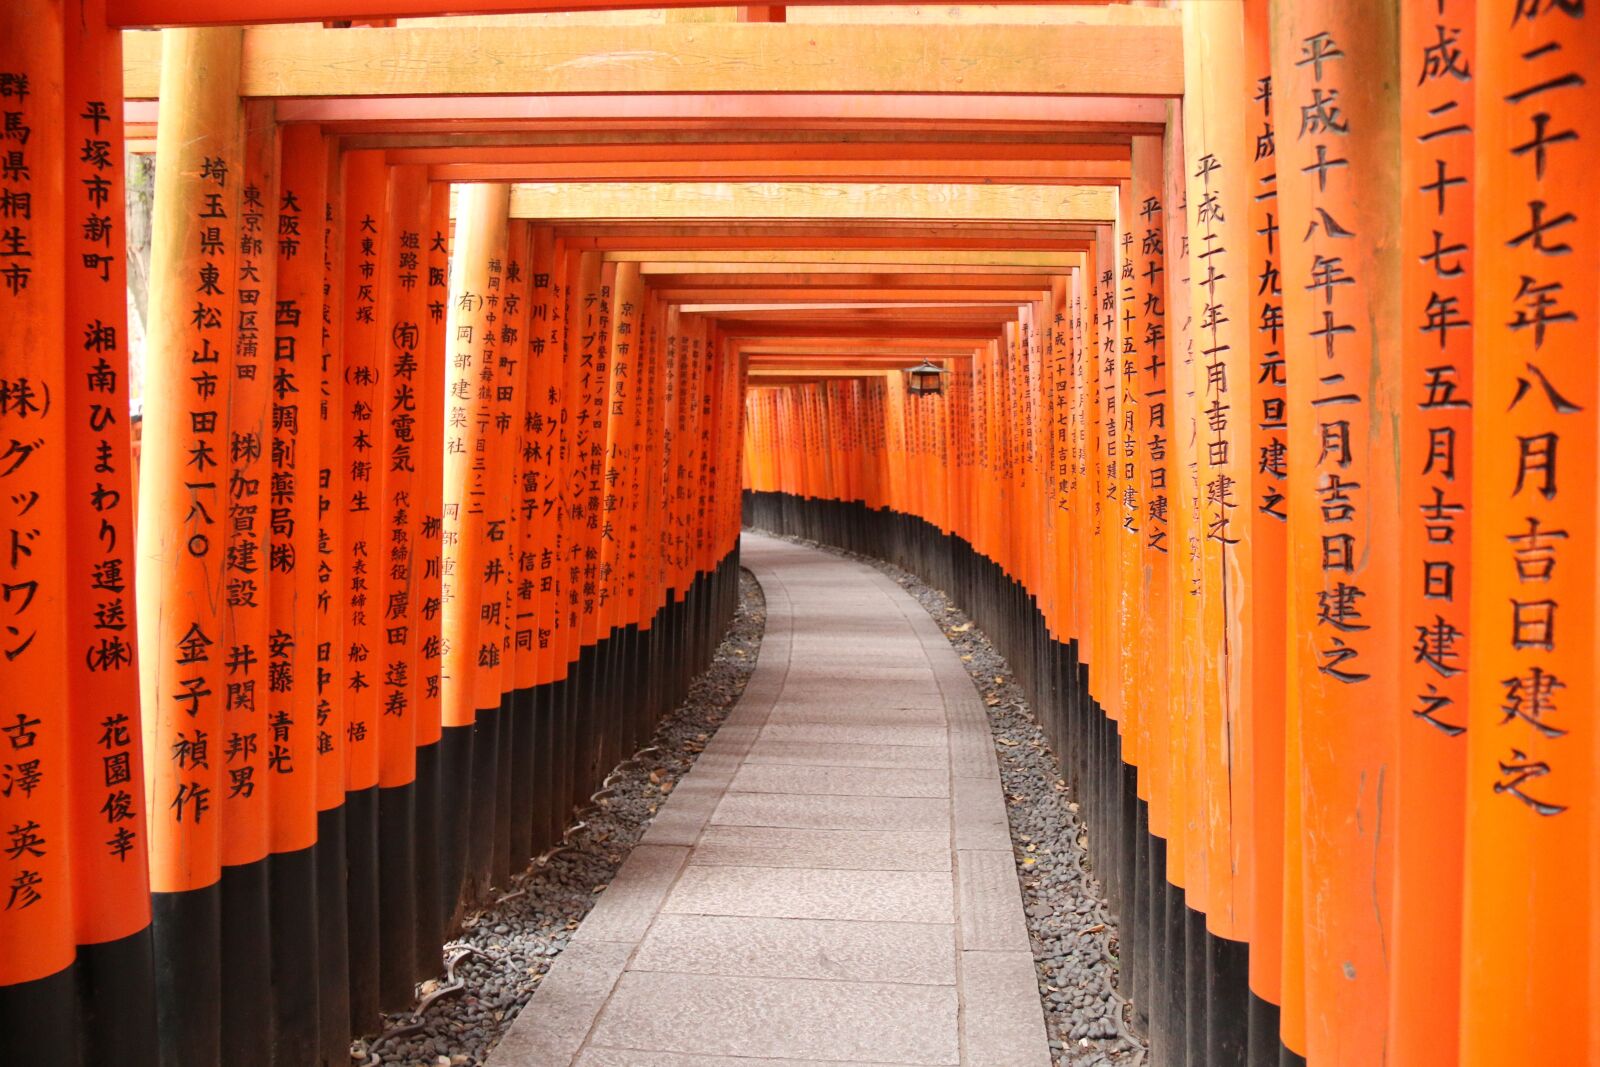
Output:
488,532,1050,1067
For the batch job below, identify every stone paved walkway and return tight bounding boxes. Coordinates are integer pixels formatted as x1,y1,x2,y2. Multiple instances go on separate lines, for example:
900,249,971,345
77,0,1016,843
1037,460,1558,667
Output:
488,532,1050,1067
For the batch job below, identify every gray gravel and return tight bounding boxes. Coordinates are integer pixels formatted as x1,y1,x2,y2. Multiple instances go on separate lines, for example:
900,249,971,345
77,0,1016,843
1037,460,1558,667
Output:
354,567,766,1067
765,534,1148,1067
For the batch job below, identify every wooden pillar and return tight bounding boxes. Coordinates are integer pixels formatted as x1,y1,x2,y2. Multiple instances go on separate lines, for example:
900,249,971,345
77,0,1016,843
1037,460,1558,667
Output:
1241,2,1289,1058
1181,3,1256,1061
60,0,158,1060
217,95,278,1067
1271,1,1403,1062
1461,5,1595,1064
1161,102,1202,1063
1390,1,1475,1064
267,121,328,1066
338,147,386,1031
566,249,607,797
135,26,243,1067
1129,129,1171,1040
602,260,643,754
0,3,79,1061
440,181,509,903
313,141,351,1066
516,227,558,850
412,178,449,967
491,219,531,881
375,162,427,1008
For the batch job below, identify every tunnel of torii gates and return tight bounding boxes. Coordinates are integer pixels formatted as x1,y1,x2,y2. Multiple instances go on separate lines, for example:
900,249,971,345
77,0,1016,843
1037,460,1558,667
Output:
0,0,1594,1065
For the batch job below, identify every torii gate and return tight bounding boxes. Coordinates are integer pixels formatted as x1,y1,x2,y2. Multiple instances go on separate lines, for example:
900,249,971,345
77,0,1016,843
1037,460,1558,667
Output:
0,3,1594,1067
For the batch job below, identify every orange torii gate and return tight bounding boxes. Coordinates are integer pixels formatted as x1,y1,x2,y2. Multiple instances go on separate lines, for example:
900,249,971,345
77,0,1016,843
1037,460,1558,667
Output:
740,4,1596,1067
2,2,1597,1067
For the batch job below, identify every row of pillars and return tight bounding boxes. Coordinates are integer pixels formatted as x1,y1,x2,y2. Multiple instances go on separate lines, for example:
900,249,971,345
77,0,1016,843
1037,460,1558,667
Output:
0,6,746,1066
743,0,1595,1064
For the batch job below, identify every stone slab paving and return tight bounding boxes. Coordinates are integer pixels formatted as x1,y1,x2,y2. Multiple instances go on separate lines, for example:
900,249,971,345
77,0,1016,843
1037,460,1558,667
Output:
488,533,1050,1067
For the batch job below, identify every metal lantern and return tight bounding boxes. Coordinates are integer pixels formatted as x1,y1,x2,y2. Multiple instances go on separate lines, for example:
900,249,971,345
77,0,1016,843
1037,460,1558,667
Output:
907,359,947,397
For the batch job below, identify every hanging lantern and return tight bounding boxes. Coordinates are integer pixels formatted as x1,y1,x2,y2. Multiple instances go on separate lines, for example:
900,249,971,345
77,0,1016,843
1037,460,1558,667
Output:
906,359,947,397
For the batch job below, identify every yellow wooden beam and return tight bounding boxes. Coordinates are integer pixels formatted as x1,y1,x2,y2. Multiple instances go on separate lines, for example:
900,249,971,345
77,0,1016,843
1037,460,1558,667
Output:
612,250,1087,268
748,368,902,378
633,260,1081,275
500,182,1115,222
121,20,1182,99
428,159,1128,183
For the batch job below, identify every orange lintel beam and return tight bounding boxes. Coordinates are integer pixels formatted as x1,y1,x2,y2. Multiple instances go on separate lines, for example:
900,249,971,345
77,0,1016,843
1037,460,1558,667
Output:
119,22,1181,100
557,233,1093,253
715,323,1005,341
745,358,971,368
712,306,1021,320
425,160,1127,184
655,288,1047,303
112,0,1157,27
264,95,1169,131
650,272,1057,290
737,339,982,352
386,142,1131,165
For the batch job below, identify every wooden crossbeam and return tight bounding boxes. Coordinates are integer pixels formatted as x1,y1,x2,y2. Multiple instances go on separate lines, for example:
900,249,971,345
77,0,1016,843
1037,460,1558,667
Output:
612,250,1086,268
737,338,981,352
634,261,1079,275
383,141,1130,162
648,271,1057,290
399,141,1129,184
744,356,972,366
715,321,1009,340
108,0,1177,29
501,182,1115,221
281,94,1165,132
555,223,1097,251
121,22,1181,98
427,160,1127,184
663,288,1046,303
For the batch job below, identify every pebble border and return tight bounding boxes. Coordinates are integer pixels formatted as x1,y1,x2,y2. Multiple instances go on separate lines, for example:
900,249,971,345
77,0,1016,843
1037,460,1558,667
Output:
354,568,767,1067
773,534,1149,1067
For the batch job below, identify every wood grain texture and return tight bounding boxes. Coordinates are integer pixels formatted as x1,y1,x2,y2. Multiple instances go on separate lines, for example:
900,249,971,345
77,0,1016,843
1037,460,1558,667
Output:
498,181,1116,221
122,21,1181,99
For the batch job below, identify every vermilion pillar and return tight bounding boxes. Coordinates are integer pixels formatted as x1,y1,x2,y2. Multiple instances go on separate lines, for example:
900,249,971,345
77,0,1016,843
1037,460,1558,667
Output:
1129,130,1171,1045
440,182,510,901
217,96,278,1067
338,148,386,1030
61,1,157,1059
0,3,77,1059
267,121,328,1065
1461,5,1595,1064
1181,4,1256,1061
411,177,450,971
492,219,532,880
1391,1,1474,1063
314,142,351,1064
136,25,243,1067
375,162,428,1007
1272,2,1403,1062
1242,2,1289,1058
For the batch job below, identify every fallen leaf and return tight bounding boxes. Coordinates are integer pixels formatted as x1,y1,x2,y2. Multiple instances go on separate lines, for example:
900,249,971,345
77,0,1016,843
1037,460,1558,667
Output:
996,736,1018,746
985,696,1001,706
951,622,972,633
960,655,973,662
1084,923,1106,934
592,884,608,894
994,675,1005,685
